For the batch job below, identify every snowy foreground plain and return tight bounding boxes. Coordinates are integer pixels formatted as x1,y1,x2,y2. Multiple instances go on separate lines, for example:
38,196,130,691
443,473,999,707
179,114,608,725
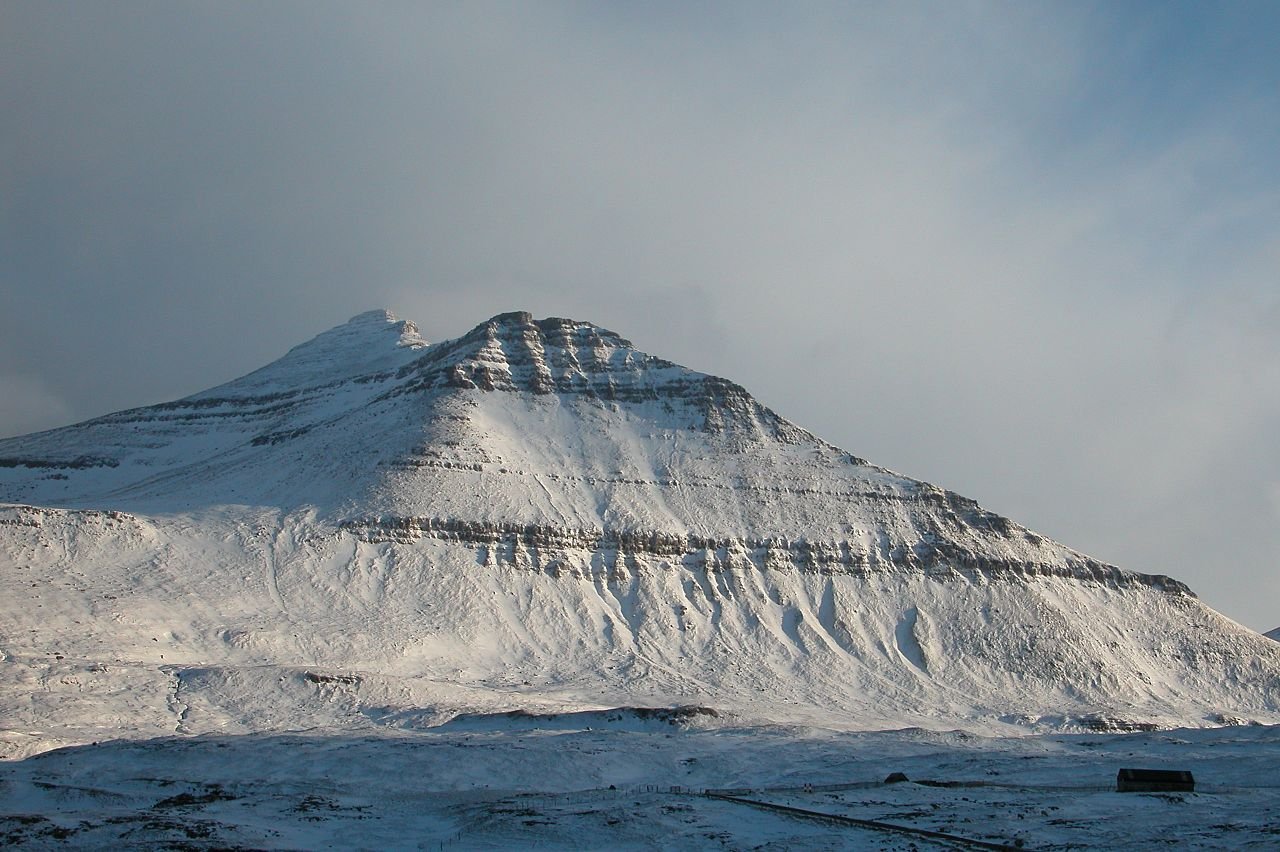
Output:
4,718,1280,849
3,311,1279,848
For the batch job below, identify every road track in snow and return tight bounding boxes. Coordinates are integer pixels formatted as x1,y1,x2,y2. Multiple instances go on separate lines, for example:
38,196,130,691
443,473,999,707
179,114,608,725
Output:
706,791,1031,851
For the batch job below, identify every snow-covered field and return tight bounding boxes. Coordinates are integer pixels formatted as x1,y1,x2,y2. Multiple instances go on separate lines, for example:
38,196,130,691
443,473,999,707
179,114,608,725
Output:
3,719,1279,849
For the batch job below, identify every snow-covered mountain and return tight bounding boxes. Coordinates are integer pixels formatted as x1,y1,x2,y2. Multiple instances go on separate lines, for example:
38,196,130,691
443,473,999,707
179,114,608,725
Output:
2,310,1278,757
1267,628,1280,642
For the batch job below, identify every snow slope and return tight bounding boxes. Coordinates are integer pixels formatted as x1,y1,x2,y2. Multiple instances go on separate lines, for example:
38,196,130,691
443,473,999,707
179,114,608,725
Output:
5,724,1280,850
1,310,1278,760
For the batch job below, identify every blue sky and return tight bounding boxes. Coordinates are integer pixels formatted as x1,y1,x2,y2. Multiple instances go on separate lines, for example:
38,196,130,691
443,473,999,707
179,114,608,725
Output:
2,1,1278,630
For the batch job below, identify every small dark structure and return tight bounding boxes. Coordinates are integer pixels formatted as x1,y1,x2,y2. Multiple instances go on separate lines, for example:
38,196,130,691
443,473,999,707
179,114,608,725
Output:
1116,768,1195,793
883,772,910,784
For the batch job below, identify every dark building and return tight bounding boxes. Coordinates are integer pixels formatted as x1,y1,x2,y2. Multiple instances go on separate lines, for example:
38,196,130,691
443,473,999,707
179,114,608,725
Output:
1116,768,1195,793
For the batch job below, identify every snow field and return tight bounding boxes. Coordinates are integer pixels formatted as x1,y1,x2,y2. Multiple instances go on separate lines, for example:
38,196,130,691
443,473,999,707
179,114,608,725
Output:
3,723,1279,849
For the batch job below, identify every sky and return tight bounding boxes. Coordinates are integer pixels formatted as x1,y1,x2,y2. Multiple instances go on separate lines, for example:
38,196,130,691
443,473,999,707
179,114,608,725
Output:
2,1,1278,631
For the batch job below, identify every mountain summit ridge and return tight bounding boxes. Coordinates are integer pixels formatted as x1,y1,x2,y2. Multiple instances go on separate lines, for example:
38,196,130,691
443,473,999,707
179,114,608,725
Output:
0,309,1165,591
0,310,1191,595
374,309,807,442
188,308,429,401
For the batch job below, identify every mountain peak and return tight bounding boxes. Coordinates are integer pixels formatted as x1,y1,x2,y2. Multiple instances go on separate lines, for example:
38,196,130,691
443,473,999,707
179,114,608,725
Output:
9,307,1274,748
189,308,427,400
0,306,1177,600
468,310,633,347
344,307,421,337
428,310,642,396
392,310,812,448
0,309,808,510
346,307,398,324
